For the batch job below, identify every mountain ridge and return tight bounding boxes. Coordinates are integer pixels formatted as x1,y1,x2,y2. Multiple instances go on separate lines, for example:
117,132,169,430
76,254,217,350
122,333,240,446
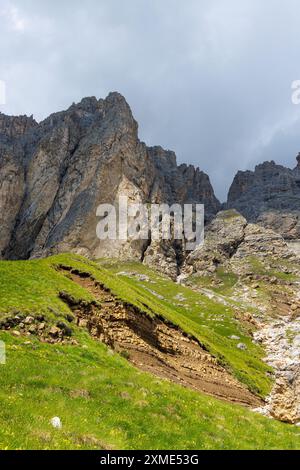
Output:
1,91,300,269
0,92,220,264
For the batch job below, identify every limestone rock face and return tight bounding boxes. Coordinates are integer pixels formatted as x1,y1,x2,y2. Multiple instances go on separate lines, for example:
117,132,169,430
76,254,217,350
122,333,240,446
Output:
0,93,220,263
227,158,300,239
143,240,179,280
148,146,220,222
233,223,289,260
183,209,295,276
0,113,37,138
183,210,246,275
0,143,24,256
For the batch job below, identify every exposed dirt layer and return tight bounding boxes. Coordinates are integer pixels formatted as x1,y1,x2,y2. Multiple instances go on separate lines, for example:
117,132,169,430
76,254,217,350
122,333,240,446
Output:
60,268,262,407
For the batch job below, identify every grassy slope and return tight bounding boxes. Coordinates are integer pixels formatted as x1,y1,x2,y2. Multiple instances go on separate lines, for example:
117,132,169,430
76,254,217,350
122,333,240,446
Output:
1,331,300,450
0,253,299,449
0,254,271,395
186,256,300,317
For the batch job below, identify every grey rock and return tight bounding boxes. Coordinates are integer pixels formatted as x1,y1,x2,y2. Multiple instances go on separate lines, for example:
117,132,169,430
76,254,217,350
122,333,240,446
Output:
182,209,297,276
227,157,300,240
0,93,220,272
143,240,179,280
183,210,247,275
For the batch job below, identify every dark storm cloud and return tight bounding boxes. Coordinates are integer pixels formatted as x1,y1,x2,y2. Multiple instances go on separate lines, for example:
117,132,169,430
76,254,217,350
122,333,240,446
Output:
1,0,300,200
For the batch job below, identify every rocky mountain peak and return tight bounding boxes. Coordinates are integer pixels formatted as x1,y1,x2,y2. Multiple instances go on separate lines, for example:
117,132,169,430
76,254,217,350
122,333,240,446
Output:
0,92,220,264
227,155,300,240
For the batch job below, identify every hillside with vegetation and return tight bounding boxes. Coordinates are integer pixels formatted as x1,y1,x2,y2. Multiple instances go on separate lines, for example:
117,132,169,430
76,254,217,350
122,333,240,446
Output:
0,254,300,449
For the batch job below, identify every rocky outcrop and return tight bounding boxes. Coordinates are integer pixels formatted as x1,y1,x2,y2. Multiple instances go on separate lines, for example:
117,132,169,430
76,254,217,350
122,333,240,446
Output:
183,210,247,275
254,317,300,424
143,240,179,280
227,157,300,239
182,209,295,277
0,93,220,263
182,209,300,424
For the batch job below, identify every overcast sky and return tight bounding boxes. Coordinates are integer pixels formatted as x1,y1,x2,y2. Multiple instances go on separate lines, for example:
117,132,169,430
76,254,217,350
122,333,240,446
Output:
1,0,300,200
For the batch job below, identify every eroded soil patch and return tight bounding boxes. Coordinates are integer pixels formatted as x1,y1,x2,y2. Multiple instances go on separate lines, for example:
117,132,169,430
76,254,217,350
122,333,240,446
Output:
60,267,262,407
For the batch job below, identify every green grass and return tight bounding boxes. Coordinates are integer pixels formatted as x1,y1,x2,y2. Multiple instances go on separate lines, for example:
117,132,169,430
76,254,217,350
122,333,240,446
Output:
216,209,242,221
0,253,300,449
1,331,300,450
187,268,238,296
0,256,93,316
0,254,272,396
246,256,299,282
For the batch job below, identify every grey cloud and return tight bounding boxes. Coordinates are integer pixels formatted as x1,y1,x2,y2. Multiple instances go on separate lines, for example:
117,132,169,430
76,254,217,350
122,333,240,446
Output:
1,0,300,200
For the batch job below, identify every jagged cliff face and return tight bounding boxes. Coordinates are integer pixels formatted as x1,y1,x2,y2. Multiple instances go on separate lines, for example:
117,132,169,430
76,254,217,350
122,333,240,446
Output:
0,92,220,262
227,158,300,240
